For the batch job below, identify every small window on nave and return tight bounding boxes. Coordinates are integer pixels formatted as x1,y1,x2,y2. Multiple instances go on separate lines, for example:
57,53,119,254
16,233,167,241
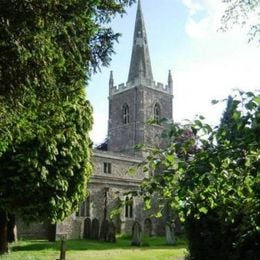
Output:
104,162,111,174
154,103,161,124
122,104,130,124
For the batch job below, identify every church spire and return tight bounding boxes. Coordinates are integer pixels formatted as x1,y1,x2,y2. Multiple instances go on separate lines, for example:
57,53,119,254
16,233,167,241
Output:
127,0,153,84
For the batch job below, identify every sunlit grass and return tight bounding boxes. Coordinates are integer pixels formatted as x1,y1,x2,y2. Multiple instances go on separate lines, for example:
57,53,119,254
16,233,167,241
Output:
0,235,187,260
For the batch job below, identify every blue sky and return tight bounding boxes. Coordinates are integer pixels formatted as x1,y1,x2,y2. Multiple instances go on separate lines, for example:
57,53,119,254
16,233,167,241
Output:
88,0,260,145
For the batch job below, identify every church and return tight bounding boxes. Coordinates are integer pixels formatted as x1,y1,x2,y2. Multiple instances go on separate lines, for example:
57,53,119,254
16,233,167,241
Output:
18,0,174,239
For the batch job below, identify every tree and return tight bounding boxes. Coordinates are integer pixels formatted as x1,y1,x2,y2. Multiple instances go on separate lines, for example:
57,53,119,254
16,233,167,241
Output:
0,0,135,254
141,91,260,259
221,0,260,43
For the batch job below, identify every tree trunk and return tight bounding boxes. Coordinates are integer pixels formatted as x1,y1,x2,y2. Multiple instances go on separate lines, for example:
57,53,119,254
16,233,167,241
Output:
0,210,8,254
7,214,16,243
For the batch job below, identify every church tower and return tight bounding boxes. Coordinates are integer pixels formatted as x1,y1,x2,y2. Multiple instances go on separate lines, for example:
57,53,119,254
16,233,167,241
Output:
107,0,173,155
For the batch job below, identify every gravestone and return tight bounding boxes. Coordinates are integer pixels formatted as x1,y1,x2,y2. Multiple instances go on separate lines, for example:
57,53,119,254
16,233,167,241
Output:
115,216,122,234
165,221,176,245
107,221,116,243
91,218,99,240
144,218,152,237
131,221,142,246
99,219,109,241
83,218,91,239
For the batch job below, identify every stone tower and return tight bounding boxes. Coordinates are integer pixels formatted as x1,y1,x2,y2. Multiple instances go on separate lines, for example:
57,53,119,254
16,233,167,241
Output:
107,0,173,155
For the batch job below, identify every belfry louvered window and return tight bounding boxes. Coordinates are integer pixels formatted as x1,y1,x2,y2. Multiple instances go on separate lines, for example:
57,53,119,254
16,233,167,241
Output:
122,104,130,124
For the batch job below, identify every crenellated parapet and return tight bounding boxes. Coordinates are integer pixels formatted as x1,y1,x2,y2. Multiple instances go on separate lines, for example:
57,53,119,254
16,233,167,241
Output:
109,74,173,97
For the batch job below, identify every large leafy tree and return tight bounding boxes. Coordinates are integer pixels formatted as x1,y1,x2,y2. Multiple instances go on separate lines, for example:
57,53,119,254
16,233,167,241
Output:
0,0,135,253
141,91,260,259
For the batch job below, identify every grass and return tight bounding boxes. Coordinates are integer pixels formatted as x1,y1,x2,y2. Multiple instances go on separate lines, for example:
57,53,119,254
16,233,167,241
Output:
0,235,187,260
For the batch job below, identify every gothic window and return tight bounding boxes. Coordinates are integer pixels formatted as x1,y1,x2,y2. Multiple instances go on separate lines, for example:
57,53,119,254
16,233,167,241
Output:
104,162,111,174
122,104,130,124
125,196,133,218
154,103,161,124
76,196,90,217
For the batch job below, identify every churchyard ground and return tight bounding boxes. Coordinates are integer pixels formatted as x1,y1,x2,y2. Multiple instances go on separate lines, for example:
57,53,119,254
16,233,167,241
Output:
0,236,187,260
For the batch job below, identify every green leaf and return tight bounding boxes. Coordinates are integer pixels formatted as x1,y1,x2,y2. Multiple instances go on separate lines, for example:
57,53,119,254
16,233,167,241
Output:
253,96,260,105
199,207,208,214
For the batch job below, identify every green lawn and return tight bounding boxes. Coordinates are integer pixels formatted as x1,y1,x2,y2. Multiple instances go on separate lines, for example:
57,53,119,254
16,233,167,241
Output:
0,236,187,260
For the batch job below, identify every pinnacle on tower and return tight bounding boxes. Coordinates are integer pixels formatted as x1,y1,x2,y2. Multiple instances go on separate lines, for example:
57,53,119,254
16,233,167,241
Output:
127,0,153,84
168,70,173,94
109,70,114,86
168,70,173,84
109,70,114,96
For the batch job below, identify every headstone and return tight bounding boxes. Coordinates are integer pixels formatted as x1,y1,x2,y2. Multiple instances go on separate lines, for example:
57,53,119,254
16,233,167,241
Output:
144,218,152,237
115,216,122,235
99,219,109,241
131,221,142,246
91,218,99,240
165,221,176,245
107,221,116,243
83,218,91,239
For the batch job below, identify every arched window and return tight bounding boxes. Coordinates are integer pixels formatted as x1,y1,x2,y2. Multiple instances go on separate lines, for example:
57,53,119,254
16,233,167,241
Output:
122,104,130,124
125,196,133,218
76,196,90,217
154,103,161,124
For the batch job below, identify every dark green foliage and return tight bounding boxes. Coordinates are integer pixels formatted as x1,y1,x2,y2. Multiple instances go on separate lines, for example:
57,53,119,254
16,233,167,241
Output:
0,95,93,222
141,90,260,259
185,211,260,260
0,0,136,253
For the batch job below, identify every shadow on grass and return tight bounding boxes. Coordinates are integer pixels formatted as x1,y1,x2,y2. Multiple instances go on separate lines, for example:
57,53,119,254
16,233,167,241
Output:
11,236,187,252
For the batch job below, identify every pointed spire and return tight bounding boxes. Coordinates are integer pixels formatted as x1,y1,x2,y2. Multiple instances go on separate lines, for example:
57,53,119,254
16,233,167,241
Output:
127,0,153,84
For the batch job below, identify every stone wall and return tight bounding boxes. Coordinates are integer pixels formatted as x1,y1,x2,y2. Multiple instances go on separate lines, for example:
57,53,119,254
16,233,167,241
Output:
108,83,172,155
92,150,144,180
16,220,49,239
16,150,165,240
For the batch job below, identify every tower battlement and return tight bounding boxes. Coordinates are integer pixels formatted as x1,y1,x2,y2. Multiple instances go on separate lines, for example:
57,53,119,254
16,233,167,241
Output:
110,79,172,96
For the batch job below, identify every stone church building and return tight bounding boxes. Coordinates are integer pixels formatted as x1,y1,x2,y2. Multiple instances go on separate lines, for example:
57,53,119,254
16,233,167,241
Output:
18,0,173,239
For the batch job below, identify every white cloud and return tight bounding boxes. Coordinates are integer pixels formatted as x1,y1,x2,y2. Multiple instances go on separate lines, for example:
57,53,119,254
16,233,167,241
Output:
173,49,260,126
181,0,230,39
182,0,204,16
177,0,260,127
185,16,210,38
